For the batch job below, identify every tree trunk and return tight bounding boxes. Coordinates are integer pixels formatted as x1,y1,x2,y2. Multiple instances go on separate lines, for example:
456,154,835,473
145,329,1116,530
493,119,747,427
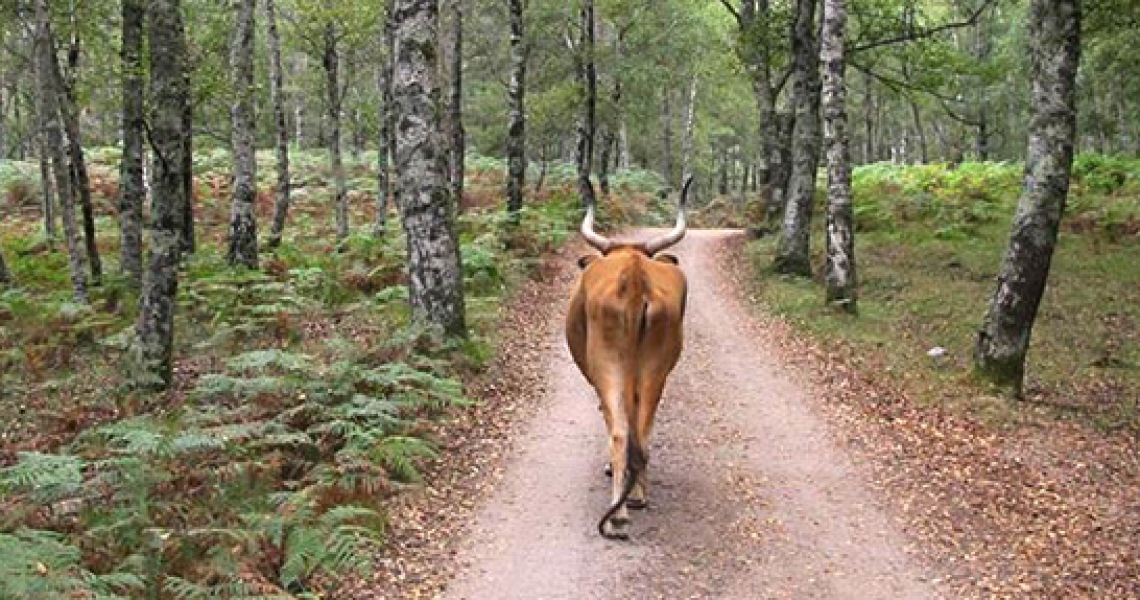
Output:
774,0,822,276
226,0,258,268
393,0,466,337
120,0,145,286
862,70,875,164
36,104,57,245
660,87,673,189
136,0,190,389
740,0,776,203
34,0,87,303
908,100,927,164
180,76,195,253
680,75,698,189
599,128,613,197
717,145,729,195
0,241,10,287
821,0,856,311
534,144,548,193
265,0,292,247
574,0,597,208
973,13,991,161
974,0,1080,396
385,13,400,214
324,23,348,242
55,33,102,285
615,34,630,171
447,0,465,211
505,0,526,215
374,4,393,235
765,110,795,227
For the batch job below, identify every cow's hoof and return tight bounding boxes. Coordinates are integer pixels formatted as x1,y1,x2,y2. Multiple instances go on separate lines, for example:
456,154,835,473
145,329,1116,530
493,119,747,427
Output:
627,497,647,510
604,463,613,478
602,517,630,540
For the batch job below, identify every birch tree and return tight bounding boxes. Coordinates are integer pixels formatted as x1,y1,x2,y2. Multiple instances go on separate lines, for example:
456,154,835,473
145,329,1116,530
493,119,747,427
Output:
974,0,1081,396
820,0,855,310
506,0,526,215
136,0,190,389
265,0,292,248
574,0,598,208
680,75,698,189
393,0,466,336
226,0,259,268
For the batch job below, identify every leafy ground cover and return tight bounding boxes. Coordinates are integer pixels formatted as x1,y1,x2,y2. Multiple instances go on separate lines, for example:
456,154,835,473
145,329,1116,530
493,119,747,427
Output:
0,148,661,598
746,156,1140,429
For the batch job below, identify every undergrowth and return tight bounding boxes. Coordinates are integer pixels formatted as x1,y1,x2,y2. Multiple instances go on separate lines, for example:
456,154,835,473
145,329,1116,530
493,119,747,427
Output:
743,157,1140,431
0,148,636,597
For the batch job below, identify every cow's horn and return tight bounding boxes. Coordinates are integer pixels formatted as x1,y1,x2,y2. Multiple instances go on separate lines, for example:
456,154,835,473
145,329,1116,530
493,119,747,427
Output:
580,204,612,252
644,175,692,255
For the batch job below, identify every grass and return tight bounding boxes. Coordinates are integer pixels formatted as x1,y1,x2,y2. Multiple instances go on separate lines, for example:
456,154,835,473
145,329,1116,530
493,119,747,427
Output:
743,158,1140,432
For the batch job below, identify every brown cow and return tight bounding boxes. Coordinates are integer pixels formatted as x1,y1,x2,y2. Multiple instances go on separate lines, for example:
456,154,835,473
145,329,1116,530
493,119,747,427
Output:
565,177,691,539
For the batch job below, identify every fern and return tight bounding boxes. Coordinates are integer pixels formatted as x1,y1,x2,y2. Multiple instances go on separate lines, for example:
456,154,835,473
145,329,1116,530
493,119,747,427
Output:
0,452,84,503
0,528,142,599
371,436,438,483
225,349,313,373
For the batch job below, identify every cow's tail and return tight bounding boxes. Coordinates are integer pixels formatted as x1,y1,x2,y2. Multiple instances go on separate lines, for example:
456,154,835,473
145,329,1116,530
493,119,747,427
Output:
597,434,647,538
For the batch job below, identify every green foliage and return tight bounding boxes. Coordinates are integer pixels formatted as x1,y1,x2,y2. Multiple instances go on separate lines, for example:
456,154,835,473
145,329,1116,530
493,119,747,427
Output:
851,161,1018,237
0,160,41,209
851,158,1140,240
0,528,143,600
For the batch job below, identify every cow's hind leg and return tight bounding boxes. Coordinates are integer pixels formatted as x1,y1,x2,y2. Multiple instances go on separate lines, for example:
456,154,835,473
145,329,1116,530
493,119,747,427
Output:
628,378,666,510
596,385,633,539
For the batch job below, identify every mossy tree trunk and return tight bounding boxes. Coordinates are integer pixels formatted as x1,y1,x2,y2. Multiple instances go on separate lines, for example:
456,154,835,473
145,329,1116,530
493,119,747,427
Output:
135,0,190,389
180,78,195,254
323,23,349,242
56,34,102,285
774,0,822,276
393,0,467,337
226,0,259,269
374,3,394,235
119,0,145,286
974,0,1080,397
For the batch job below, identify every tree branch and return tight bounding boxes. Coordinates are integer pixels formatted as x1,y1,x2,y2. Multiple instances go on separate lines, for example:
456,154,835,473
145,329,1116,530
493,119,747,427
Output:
718,0,741,25
852,0,996,54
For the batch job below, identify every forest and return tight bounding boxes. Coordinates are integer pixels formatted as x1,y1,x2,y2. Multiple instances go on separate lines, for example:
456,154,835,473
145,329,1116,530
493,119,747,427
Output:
0,0,1137,597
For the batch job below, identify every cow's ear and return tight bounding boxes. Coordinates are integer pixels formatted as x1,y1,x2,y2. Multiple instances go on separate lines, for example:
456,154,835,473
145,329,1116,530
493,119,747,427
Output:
654,253,680,265
578,254,599,270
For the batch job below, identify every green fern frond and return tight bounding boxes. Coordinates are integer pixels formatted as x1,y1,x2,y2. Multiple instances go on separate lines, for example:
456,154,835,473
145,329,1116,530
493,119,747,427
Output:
225,349,314,373
0,452,84,503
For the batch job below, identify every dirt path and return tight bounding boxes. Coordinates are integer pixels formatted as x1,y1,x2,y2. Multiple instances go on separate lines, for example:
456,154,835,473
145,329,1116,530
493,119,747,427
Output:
441,229,939,599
